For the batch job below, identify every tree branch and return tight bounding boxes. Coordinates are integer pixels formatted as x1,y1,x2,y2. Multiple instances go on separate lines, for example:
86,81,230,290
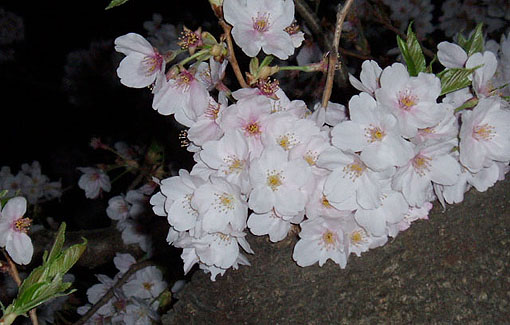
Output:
219,20,249,89
74,260,153,325
321,0,355,108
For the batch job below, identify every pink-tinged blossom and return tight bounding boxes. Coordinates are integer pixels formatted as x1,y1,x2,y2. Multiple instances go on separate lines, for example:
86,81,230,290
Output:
187,95,226,148
220,95,272,159
0,197,33,265
392,139,461,207
198,252,251,281
304,175,353,220
114,33,165,88
247,209,303,242
223,0,296,59
123,266,167,300
157,169,205,233
289,132,332,176
292,216,348,268
343,216,387,257
317,148,394,210
465,51,499,98
394,202,432,234
459,97,510,172
331,92,415,171
198,130,251,194
354,183,409,237
413,104,459,145
262,111,321,153
191,177,248,235
177,230,253,270
152,69,209,127
309,101,347,127
348,60,382,97
106,190,146,222
113,253,136,274
77,167,111,199
375,63,446,138
194,58,228,91
248,145,311,216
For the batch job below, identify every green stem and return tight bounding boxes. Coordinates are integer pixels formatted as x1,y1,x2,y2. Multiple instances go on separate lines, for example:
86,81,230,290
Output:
278,65,316,72
176,48,210,68
0,312,18,325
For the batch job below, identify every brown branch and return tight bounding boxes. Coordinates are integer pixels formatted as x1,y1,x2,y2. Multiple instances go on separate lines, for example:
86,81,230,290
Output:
74,260,154,325
219,20,249,89
321,0,355,108
2,250,39,325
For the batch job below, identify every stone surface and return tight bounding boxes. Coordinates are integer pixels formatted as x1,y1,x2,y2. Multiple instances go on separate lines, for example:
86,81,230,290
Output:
163,178,510,324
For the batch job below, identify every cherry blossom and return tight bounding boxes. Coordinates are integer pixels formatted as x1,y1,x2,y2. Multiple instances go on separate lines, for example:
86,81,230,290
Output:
375,63,446,138
114,33,165,88
77,167,111,199
459,97,510,172
223,0,296,59
293,216,348,268
0,197,33,265
248,145,311,216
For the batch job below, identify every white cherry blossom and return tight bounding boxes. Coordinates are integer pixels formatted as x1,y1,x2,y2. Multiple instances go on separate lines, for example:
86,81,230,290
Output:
223,0,296,59
115,33,165,88
0,197,33,265
293,216,348,268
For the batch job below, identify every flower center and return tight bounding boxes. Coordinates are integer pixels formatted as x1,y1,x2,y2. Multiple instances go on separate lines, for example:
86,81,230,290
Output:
398,89,418,111
175,70,194,91
365,125,386,142
252,12,271,32
350,229,367,246
224,156,245,175
412,154,432,176
343,158,366,180
178,27,201,50
304,150,318,166
322,230,337,247
142,52,163,76
244,121,261,137
206,101,221,121
13,217,31,233
277,133,298,151
266,170,284,191
321,195,332,208
214,192,235,213
143,282,154,291
473,123,495,141
258,78,280,99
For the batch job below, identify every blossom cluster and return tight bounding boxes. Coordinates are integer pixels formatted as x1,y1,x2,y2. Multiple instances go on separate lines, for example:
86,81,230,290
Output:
77,253,166,324
113,0,510,281
1,161,62,204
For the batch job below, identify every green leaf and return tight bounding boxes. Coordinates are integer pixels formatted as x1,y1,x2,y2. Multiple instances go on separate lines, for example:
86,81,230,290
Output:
105,0,130,10
438,65,480,96
259,55,274,70
46,223,66,264
249,57,259,76
397,23,426,77
458,23,484,57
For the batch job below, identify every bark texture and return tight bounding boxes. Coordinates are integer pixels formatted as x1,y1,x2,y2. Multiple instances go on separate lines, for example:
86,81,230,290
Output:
163,178,510,324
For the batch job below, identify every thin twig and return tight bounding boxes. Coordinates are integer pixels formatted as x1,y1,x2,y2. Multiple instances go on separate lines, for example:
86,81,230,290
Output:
74,260,153,325
2,250,39,325
219,20,249,89
321,0,355,108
